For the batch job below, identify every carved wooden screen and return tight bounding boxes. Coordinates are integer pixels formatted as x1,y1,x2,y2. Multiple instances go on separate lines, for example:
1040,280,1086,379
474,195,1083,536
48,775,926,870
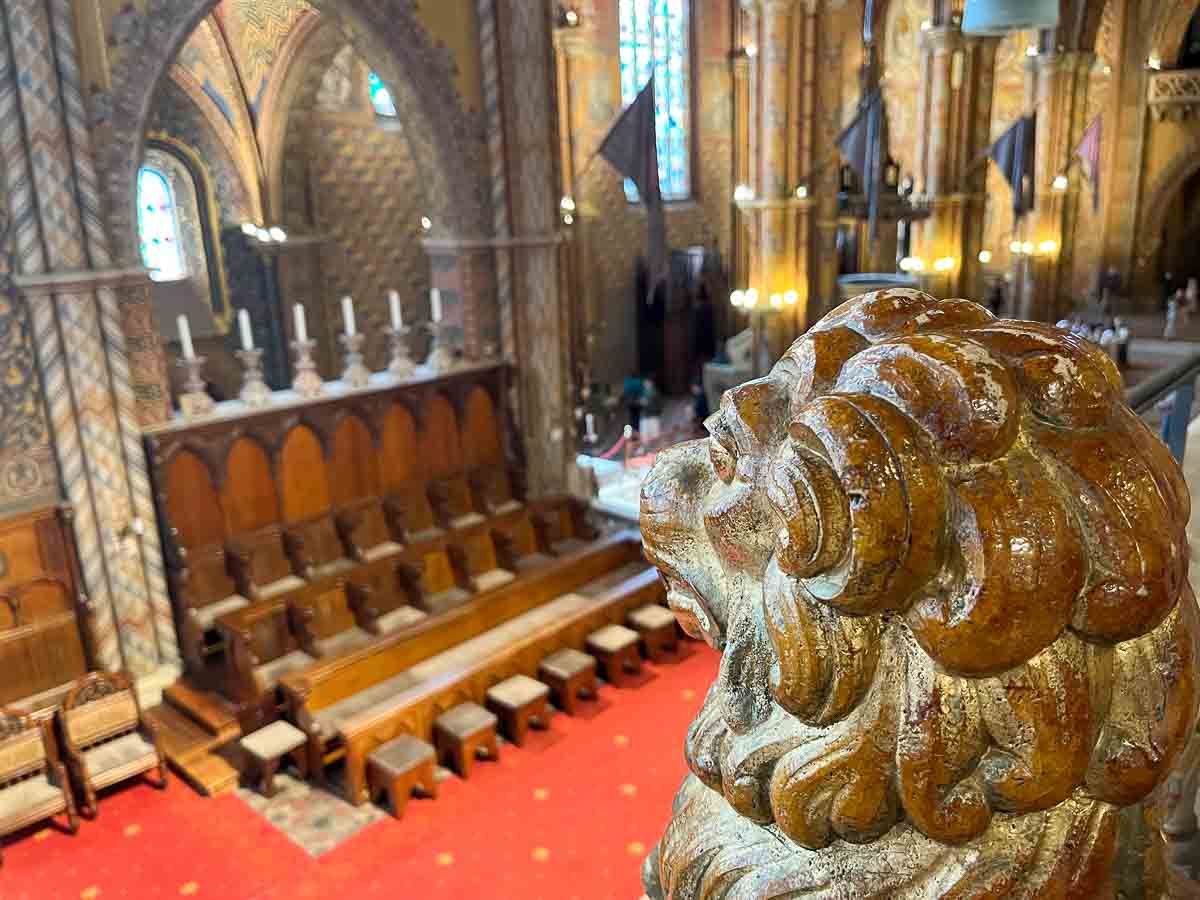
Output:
421,394,462,479
0,578,88,706
380,402,419,491
280,426,331,523
330,415,379,507
222,438,279,535
164,450,224,549
462,387,503,468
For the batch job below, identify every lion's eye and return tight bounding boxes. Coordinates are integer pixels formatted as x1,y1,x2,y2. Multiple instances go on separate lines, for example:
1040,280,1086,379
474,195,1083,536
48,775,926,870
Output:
709,438,736,483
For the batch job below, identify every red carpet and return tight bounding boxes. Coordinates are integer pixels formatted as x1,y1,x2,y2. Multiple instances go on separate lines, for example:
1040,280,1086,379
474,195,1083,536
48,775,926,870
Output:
4,645,718,900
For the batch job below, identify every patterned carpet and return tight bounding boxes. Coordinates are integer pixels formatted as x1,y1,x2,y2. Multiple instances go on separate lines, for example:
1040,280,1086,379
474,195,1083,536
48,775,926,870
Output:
3,643,718,900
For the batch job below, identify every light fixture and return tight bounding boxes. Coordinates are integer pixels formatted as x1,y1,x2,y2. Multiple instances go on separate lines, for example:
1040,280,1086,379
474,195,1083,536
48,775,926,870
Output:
730,290,745,308
563,213,575,225
978,250,993,264
784,289,798,305
744,44,758,58
795,184,808,199
1021,241,1034,255
1103,65,1112,75
420,216,433,231
269,226,287,242
560,195,576,213
255,226,272,242
744,288,759,309
1051,174,1069,192
770,293,783,309
920,19,932,31
1038,239,1058,255
733,184,755,204
241,222,258,237
564,7,580,26
1010,240,1023,254
899,256,925,272
934,256,955,272
1148,55,1162,70
1025,45,1038,57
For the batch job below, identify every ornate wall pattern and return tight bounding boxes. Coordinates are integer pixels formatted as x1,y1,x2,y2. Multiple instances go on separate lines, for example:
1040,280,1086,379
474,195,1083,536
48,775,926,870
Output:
882,0,927,177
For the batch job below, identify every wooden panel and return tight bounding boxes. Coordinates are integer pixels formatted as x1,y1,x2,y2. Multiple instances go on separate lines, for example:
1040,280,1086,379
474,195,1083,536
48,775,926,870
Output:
462,387,503,467
223,439,279,534
421,393,462,479
380,403,419,490
281,426,331,523
164,451,225,548
330,415,379,507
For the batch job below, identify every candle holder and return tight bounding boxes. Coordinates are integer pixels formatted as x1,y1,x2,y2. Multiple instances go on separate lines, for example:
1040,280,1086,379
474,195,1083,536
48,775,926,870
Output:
340,332,371,388
424,321,457,373
387,326,417,378
177,356,215,418
235,348,272,408
291,339,324,398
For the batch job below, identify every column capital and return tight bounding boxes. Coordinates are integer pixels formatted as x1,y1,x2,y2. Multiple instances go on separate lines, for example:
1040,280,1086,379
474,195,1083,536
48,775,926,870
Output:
920,24,964,54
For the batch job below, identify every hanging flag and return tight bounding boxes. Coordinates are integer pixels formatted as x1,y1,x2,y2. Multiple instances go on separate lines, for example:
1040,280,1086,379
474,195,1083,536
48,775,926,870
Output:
597,76,666,300
988,114,1037,217
1075,115,1102,212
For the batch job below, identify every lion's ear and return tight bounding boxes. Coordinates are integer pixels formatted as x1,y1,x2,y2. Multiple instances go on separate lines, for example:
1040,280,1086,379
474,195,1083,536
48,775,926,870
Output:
767,425,849,579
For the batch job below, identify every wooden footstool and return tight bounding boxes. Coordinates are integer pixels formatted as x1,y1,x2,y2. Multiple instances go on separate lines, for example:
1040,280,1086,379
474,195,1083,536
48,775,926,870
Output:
627,604,680,662
366,735,437,819
539,648,597,715
240,720,308,798
434,703,499,778
486,675,550,746
586,624,642,687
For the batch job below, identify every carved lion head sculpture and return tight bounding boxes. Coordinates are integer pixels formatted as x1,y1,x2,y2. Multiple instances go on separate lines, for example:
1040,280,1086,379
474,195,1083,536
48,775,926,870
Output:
641,290,1198,899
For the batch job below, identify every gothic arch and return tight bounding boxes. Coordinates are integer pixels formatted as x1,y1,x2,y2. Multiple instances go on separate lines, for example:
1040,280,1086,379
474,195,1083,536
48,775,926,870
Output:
1152,0,1200,65
1136,144,1200,271
97,0,490,265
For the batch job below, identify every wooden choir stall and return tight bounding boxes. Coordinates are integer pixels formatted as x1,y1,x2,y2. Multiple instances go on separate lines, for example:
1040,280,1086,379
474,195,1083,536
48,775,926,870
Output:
142,363,669,799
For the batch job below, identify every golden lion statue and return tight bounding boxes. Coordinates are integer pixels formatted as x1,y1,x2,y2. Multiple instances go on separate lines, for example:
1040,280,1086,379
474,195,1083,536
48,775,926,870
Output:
640,289,1198,899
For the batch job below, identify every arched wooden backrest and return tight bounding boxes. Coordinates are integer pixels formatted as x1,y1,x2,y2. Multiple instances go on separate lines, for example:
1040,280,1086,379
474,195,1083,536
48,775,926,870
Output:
462,386,503,468
163,450,225,548
421,393,462,479
330,414,380,507
280,424,331,523
380,402,419,491
222,438,280,534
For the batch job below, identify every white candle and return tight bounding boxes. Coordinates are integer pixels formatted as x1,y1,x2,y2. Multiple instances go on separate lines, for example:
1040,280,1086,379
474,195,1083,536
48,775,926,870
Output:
177,314,195,360
586,413,597,438
341,296,356,336
238,309,253,351
389,291,403,330
430,288,442,323
294,303,308,343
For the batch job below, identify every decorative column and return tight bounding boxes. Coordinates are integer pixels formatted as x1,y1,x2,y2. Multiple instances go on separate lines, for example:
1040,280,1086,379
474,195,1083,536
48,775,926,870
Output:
912,24,998,298
494,0,572,496
0,0,180,693
1015,48,1094,321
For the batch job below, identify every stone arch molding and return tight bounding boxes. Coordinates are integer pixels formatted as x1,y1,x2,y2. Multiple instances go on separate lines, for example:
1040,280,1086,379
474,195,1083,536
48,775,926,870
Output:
96,0,491,264
1135,138,1200,271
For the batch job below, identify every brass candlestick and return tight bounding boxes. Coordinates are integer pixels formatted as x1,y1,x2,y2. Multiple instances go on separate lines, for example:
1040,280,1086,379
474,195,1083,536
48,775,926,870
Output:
177,356,215,418
387,326,417,378
424,321,456,373
340,332,371,388
291,339,323,398
235,348,272,408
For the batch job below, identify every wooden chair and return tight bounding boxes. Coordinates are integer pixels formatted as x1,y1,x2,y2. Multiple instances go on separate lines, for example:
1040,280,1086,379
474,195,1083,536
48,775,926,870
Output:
383,484,444,545
469,466,525,517
0,707,77,865
428,477,485,531
533,498,597,556
59,673,167,818
290,584,375,659
226,525,308,602
492,516,554,574
416,548,473,616
283,514,356,584
169,542,248,676
456,532,516,594
354,560,428,637
217,599,315,701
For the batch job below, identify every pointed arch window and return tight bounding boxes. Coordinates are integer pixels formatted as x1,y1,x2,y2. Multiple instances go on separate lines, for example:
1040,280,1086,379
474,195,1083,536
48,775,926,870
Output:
368,71,398,118
137,166,187,282
618,0,691,202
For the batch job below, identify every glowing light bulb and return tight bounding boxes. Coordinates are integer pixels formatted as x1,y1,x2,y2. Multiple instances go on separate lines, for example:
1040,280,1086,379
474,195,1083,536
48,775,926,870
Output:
733,184,755,204
934,256,955,272
1026,45,1038,57
1148,55,1162,70
770,293,783,309
563,213,574,225
1052,174,1069,191
1021,241,1034,255
730,290,745,308
744,288,759,308
920,19,932,31
784,290,798,305
1010,240,1023,254
241,223,258,237
795,184,808,199
1038,239,1059,255
269,226,287,242
564,8,579,26
420,216,433,231
560,195,576,212
978,250,993,264
744,44,758,58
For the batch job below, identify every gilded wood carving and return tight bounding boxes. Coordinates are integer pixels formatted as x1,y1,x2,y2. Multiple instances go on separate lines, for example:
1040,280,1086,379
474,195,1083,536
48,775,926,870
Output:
640,289,1197,899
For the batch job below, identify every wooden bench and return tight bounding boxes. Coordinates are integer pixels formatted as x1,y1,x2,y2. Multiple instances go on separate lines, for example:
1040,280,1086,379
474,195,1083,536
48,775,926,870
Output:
169,543,248,677
281,538,660,803
428,476,485,532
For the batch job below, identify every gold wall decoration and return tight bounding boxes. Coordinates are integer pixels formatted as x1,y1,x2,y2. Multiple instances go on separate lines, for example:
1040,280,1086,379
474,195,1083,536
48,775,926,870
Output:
641,288,1197,899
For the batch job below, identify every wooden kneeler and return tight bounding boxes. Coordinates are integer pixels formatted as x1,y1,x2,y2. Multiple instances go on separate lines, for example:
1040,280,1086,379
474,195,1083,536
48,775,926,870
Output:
366,735,437,818
433,703,499,778
486,675,550,745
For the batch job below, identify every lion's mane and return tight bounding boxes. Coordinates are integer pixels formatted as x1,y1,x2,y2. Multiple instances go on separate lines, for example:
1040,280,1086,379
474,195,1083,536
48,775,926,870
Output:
641,290,1198,899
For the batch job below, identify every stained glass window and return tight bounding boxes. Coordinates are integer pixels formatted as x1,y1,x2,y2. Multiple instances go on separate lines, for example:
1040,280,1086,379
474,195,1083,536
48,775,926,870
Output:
137,166,186,282
618,0,691,202
368,71,398,118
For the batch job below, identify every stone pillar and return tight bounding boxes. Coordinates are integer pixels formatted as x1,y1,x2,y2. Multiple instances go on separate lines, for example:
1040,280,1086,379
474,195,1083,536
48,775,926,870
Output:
912,26,998,298
1014,49,1094,322
494,0,572,496
0,0,179,694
